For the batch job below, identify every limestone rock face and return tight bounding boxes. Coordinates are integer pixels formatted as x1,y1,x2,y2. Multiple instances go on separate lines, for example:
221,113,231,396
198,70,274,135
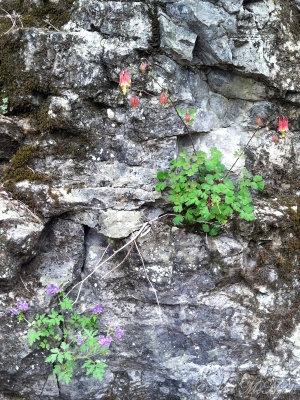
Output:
0,191,43,282
0,0,299,399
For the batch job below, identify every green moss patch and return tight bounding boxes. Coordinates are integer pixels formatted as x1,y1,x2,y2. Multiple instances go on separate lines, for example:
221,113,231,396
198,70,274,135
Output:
0,0,77,111
0,0,76,31
3,144,49,185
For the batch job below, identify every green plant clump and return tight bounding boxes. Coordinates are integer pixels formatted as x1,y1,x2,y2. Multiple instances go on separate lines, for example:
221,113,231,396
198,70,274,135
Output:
12,286,124,384
0,97,8,114
156,147,264,236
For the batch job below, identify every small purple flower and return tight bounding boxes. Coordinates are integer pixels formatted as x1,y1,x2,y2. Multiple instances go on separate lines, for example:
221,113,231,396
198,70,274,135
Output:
92,305,102,315
76,335,84,345
47,284,59,296
98,335,112,347
115,329,124,339
11,309,19,316
17,301,28,311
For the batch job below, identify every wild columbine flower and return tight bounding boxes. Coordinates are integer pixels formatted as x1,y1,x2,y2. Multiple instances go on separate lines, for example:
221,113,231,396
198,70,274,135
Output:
98,335,112,347
256,117,261,126
11,309,19,315
47,284,59,296
119,70,131,94
131,95,138,109
17,301,28,311
140,62,146,73
185,113,191,123
160,92,167,106
115,329,124,339
278,116,288,138
92,305,102,315
273,135,279,143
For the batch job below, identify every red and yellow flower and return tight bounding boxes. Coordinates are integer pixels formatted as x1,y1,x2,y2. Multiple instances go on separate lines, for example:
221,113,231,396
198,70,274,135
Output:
119,70,131,94
278,116,288,138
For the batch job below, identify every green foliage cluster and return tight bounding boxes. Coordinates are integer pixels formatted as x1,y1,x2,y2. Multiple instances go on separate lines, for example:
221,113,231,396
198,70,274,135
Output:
156,147,264,236
26,295,110,384
0,97,8,114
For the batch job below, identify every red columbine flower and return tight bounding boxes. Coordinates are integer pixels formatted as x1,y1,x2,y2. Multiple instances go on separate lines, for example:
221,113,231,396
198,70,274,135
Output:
256,117,261,126
273,135,278,143
278,116,283,132
283,116,288,132
131,95,138,109
119,70,131,94
185,112,191,123
278,116,288,138
140,62,146,73
160,92,167,106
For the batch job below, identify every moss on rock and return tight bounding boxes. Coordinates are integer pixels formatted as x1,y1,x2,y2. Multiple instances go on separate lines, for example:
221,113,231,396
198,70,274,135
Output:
3,144,49,185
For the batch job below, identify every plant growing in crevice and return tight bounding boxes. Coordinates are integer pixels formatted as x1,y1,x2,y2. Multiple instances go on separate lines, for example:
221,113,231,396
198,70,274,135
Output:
156,148,264,235
12,285,124,384
0,97,8,114
120,61,268,236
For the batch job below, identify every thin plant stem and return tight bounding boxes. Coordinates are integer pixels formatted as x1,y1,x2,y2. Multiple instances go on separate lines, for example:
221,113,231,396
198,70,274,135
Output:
134,240,163,322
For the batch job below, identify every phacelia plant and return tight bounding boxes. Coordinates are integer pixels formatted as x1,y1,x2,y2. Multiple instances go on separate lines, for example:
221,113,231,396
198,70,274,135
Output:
12,286,124,384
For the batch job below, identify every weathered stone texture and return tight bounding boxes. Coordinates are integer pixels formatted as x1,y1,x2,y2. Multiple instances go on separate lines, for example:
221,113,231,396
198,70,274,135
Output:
0,0,299,399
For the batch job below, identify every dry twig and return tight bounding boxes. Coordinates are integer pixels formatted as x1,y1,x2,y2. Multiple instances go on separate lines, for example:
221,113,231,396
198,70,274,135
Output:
65,213,175,301
134,240,163,322
0,8,23,35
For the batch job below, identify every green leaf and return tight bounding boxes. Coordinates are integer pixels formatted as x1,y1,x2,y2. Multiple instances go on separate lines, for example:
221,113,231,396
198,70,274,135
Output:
57,354,64,364
188,108,197,116
173,215,184,225
61,342,69,351
209,227,220,236
53,365,61,375
250,182,258,189
157,171,169,180
253,176,262,182
202,224,210,233
173,205,183,213
28,329,41,346
45,353,58,363
59,297,73,311
225,195,234,204
257,181,264,190
155,182,166,192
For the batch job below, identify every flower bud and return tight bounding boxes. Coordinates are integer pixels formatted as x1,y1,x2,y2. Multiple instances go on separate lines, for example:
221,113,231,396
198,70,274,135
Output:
140,62,146,73
131,95,138,109
256,117,261,126
185,113,191,123
273,135,278,143
160,92,167,106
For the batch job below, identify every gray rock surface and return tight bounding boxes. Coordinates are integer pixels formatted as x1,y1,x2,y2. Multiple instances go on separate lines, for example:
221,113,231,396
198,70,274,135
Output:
0,0,299,399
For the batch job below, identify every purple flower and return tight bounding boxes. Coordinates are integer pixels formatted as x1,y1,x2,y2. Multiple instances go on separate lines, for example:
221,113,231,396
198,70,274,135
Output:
47,284,59,296
11,309,19,316
98,335,112,347
76,335,84,345
92,305,102,315
17,301,28,311
115,329,124,339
